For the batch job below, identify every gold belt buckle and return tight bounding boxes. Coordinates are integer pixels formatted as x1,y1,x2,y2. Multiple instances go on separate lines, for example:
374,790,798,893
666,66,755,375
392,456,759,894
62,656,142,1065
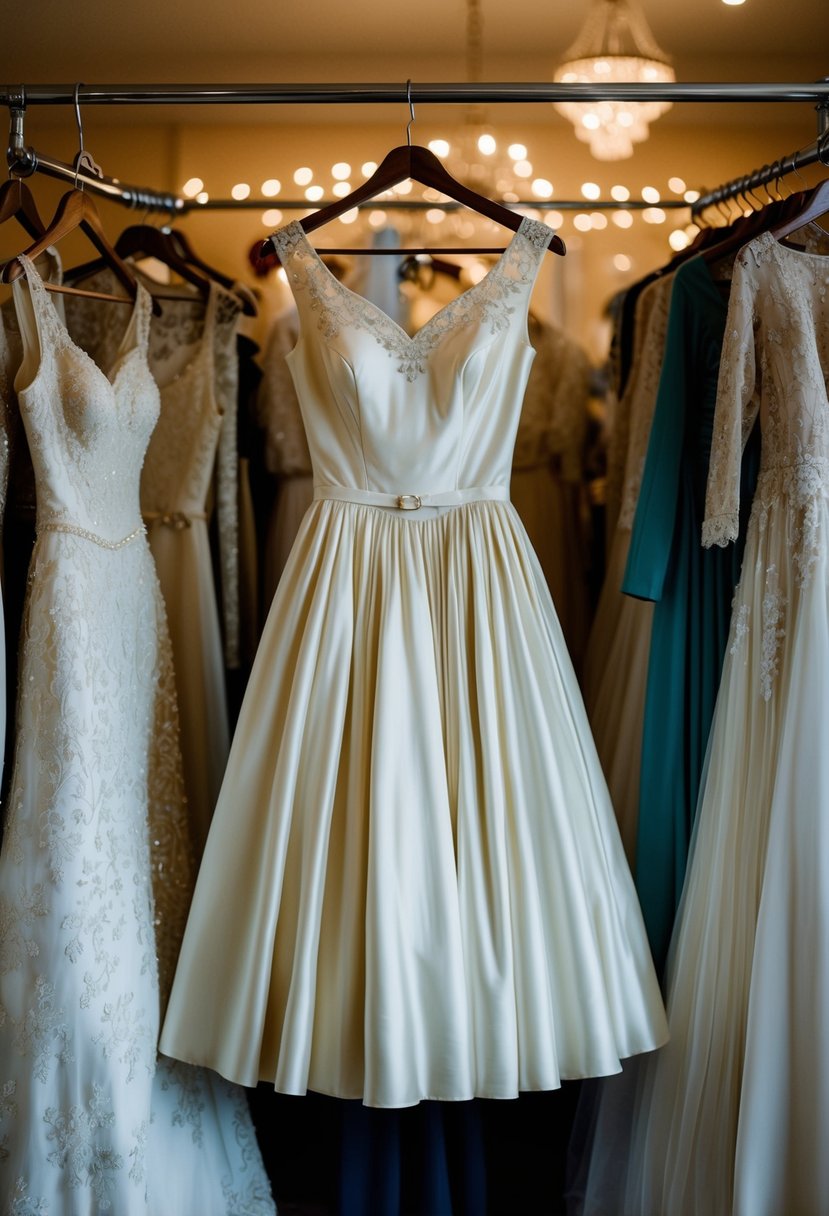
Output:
396,494,422,511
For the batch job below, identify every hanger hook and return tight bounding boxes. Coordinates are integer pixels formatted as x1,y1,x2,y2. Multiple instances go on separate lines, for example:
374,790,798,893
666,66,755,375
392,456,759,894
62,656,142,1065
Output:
73,82,85,190
406,80,415,147
818,129,829,168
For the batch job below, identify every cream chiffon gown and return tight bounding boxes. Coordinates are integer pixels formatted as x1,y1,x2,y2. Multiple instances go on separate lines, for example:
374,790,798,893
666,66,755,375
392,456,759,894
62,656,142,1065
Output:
160,216,667,1110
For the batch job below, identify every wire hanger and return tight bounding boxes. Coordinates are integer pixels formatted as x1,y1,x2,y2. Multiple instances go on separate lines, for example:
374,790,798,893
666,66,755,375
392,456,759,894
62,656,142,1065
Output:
0,173,46,241
0,86,155,311
260,81,565,259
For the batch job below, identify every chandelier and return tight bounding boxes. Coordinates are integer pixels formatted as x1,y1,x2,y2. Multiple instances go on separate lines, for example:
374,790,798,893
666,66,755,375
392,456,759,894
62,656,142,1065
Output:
554,0,675,161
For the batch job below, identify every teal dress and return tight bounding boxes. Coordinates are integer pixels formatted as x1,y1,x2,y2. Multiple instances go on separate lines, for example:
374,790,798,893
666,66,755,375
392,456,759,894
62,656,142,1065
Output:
622,255,760,971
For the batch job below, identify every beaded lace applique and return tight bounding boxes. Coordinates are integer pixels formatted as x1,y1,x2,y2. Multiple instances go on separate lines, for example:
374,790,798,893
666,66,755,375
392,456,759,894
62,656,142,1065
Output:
272,216,551,381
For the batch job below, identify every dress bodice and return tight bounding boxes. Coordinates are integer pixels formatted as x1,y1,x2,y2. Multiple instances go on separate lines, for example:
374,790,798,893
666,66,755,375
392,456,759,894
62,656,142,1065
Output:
139,283,221,517
272,216,552,499
12,257,158,544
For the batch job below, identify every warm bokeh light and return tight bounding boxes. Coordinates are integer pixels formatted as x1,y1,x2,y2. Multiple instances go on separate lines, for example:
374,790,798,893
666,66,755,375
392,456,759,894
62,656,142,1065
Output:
508,143,528,161
428,140,450,158
574,214,592,232
262,208,283,227
182,177,204,198
331,162,351,180
611,184,630,202
261,179,281,197
531,178,554,199
613,253,632,271
231,182,251,200
642,185,660,203
305,185,324,202
293,167,313,186
612,210,634,228
581,182,601,200
477,134,497,155
332,182,352,198
668,176,686,194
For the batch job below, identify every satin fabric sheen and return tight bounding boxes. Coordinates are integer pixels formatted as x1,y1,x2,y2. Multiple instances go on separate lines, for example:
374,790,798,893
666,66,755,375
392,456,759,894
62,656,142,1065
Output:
160,217,666,1109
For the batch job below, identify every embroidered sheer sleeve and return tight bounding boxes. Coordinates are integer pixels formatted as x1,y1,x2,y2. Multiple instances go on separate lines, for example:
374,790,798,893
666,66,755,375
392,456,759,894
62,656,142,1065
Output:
213,289,242,668
703,249,760,548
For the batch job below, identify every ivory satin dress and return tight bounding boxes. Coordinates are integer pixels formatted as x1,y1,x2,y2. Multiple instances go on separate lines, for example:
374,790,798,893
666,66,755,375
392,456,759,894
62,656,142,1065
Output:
160,216,667,1110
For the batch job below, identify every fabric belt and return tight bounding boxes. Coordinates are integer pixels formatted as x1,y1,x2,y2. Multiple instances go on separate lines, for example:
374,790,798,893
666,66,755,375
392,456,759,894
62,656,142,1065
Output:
313,485,509,511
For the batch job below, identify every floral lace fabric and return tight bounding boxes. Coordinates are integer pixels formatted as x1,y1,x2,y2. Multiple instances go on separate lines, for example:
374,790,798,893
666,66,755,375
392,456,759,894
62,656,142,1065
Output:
606,274,675,534
272,215,555,382
64,267,241,667
704,229,829,701
512,314,591,479
0,259,273,1214
704,230,829,570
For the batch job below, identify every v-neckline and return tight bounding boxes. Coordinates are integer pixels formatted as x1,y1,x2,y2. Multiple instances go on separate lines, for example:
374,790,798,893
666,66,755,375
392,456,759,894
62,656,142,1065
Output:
17,253,150,395
288,215,533,349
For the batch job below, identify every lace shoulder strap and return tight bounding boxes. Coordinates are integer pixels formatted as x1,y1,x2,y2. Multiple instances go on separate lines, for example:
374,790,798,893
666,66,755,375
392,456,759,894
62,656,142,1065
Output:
13,254,67,351
492,217,552,294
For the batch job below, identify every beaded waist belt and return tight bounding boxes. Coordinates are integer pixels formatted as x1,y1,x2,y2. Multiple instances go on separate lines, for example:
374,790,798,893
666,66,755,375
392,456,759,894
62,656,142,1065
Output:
39,517,146,551
143,510,208,530
313,485,509,511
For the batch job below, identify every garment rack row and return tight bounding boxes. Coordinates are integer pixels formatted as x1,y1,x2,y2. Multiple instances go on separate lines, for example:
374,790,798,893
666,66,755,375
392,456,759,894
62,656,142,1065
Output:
4,78,829,223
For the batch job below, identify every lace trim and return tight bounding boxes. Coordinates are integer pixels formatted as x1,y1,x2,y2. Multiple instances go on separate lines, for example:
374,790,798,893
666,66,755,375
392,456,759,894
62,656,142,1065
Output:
147,582,197,1012
701,511,739,549
729,601,750,656
213,294,241,669
760,565,787,702
272,216,550,381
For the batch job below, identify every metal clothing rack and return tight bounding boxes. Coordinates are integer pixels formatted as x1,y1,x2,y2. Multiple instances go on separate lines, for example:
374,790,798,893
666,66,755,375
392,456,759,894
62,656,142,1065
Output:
4,79,829,218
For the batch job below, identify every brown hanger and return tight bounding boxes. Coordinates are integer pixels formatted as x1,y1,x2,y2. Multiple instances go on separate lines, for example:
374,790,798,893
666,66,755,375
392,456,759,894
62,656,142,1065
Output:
771,177,829,242
0,188,160,314
260,144,566,259
65,222,211,300
168,228,256,316
0,178,46,241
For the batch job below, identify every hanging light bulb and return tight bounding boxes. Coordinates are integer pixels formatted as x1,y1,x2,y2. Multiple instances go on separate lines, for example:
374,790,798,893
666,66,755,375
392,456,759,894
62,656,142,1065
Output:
553,0,675,161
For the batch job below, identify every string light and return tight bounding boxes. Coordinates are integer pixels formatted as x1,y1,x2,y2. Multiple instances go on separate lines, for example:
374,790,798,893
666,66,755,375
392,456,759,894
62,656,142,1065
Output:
262,208,283,227
613,253,632,271
293,167,313,186
428,140,451,157
612,210,634,228
610,184,630,201
231,183,251,200
182,177,204,198
261,179,281,197
581,182,601,200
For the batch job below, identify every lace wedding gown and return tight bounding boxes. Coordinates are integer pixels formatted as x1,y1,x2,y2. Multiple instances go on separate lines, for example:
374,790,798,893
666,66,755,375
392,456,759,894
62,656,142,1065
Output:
65,275,241,855
160,216,667,1109
621,232,829,1215
0,259,274,1215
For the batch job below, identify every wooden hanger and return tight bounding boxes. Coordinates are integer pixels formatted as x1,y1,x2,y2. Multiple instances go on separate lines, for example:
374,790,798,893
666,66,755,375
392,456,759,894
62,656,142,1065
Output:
260,144,566,258
65,221,211,300
0,178,46,241
0,188,161,313
698,188,814,265
771,177,829,242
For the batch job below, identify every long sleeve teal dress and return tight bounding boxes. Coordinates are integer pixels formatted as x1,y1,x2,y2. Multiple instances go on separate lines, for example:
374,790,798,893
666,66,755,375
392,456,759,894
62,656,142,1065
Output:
622,254,760,971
